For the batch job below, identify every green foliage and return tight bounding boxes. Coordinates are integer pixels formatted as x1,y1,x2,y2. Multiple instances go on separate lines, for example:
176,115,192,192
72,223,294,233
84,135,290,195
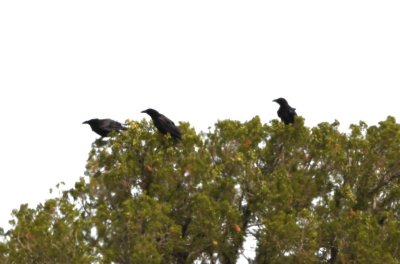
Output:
1,116,400,263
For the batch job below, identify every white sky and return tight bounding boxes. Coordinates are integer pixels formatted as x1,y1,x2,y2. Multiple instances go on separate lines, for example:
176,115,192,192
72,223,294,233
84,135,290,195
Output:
0,1,399,258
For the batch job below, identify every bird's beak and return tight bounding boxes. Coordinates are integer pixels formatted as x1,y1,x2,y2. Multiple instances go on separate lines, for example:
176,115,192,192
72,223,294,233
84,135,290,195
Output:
272,99,277,102
141,110,146,113
82,121,88,124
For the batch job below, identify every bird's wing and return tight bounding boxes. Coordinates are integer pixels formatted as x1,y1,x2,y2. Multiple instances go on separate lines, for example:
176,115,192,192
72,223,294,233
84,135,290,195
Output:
101,119,126,132
289,107,297,115
111,120,127,130
158,115,181,139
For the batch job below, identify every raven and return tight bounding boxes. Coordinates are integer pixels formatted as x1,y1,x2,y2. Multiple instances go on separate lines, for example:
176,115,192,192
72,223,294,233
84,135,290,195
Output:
141,108,181,140
83,118,127,137
273,98,297,124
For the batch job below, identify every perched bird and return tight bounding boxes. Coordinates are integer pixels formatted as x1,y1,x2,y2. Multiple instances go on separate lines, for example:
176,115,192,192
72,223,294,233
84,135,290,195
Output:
141,108,181,140
83,118,127,137
273,98,297,124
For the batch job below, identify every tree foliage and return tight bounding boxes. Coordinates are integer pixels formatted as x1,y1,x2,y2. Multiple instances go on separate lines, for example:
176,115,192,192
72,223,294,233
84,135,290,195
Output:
1,116,400,263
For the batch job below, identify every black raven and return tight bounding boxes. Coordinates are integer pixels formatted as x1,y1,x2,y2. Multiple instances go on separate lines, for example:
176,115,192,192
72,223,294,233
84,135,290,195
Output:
83,118,127,137
141,108,181,140
273,98,297,124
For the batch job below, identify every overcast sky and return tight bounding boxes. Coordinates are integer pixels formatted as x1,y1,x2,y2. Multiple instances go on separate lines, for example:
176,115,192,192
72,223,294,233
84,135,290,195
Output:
1,1,399,253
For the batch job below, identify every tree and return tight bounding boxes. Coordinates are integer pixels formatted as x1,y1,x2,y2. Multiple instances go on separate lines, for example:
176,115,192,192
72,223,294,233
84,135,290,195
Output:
1,117,400,263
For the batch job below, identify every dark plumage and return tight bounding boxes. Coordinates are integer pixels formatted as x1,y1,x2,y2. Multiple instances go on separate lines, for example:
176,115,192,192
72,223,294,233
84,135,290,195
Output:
141,108,181,140
83,118,127,137
273,98,297,124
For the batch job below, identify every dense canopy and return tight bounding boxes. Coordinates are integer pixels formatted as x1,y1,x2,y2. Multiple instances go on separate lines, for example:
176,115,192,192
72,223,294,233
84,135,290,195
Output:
1,116,400,263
